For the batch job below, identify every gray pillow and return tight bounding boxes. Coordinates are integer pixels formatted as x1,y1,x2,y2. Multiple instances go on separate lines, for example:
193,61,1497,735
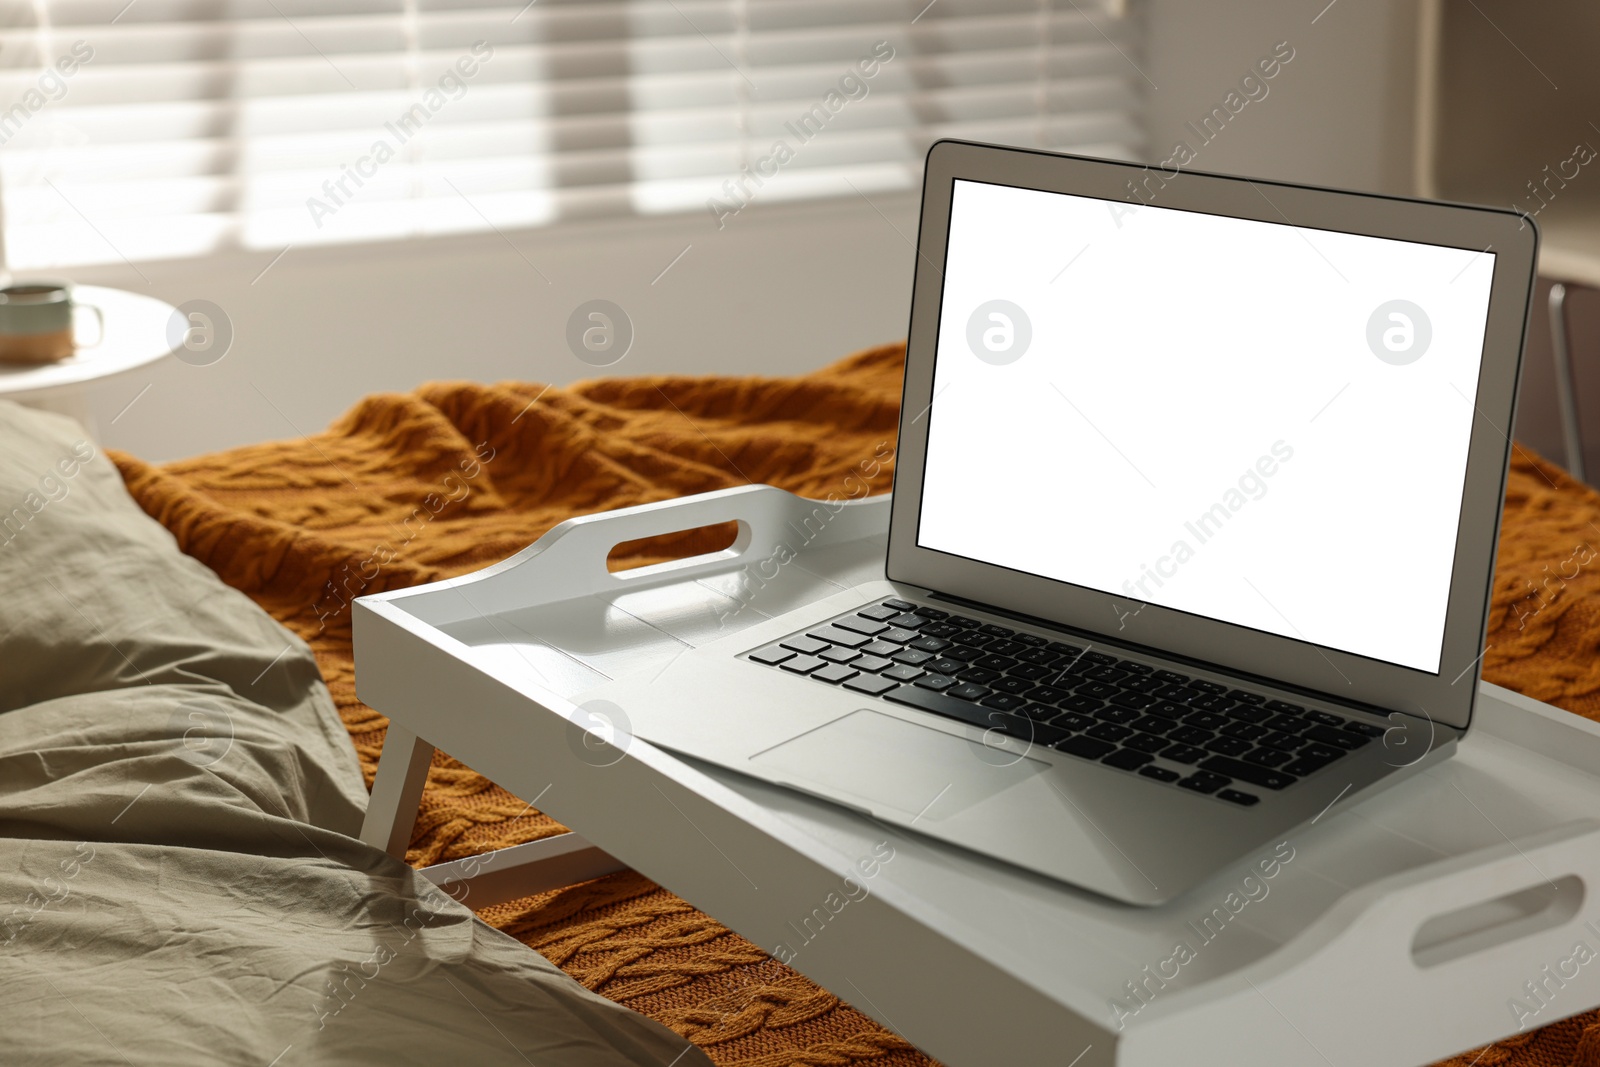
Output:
0,401,708,1067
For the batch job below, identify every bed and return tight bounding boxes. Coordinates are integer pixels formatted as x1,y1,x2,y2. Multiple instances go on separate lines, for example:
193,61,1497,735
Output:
11,341,1598,1065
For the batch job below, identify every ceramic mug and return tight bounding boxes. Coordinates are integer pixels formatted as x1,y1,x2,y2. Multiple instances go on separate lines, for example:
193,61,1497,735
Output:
0,282,104,365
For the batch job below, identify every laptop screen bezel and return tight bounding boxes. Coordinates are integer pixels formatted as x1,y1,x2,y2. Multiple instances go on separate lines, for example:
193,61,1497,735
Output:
886,139,1537,732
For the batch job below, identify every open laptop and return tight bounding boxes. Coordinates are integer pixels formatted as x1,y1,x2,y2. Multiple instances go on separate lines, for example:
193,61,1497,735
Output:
587,140,1539,905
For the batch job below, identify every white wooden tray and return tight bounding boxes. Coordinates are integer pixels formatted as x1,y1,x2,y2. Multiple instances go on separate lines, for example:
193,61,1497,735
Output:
354,484,1600,1067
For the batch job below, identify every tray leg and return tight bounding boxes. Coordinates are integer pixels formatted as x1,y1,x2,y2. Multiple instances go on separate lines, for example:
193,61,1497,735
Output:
421,833,628,909
360,725,433,860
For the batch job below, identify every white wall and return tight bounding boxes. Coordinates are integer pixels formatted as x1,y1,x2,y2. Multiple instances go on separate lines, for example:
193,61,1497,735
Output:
72,0,1429,462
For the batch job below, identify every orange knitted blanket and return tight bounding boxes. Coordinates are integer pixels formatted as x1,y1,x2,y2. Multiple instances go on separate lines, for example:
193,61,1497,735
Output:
111,344,1600,1067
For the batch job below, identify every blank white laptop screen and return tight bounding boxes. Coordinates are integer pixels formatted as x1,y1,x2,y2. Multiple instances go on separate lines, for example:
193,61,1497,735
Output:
918,178,1498,674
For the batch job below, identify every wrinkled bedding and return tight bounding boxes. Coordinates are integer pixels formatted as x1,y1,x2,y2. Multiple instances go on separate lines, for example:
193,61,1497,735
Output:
0,401,709,1066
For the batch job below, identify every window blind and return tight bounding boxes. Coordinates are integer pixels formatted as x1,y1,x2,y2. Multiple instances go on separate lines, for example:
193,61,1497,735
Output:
0,0,1145,270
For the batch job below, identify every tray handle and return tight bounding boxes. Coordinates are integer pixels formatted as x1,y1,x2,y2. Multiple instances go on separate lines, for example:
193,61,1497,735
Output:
390,484,886,623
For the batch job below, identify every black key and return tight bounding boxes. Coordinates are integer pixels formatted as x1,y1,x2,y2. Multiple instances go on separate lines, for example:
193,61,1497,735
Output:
951,629,990,646
991,677,1034,696
1103,748,1154,771
979,623,1015,637
1227,704,1272,724
1088,722,1132,742
947,615,982,628
1124,676,1167,694
1161,743,1206,765
1139,765,1181,783
1263,713,1307,734
1303,725,1368,750
917,607,950,621
1221,721,1267,741
1178,772,1229,794
861,640,901,657
1018,647,1063,666
1283,756,1334,776
1059,695,1103,714
1217,789,1259,807
1190,694,1235,713
879,627,918,644
1169,725,1214,746
889,613,930,629
1055,712,1094,731
1344,720,1386,737
993,715,1071,747
852,654,893,672
1115,660,1154,675
1257,730,1306,752
1021,702,1062,721
979,693,1027,712
975,654,1019,671
750,645,795,665
780,655,825,674
1152,669,1189,684
1265,699,1304,714
1046,642,1083,657
835,616,889,636
1058,657,1096,677
910,635,952,653
892,648,935,666
1205,736,1252,757
1125,732,1169,754
808,627,869,649
948,682,990,702
881,598,916,611
1129,715,1174,735
1198,756,1294,790
780,635,830,655
1054,735,1117,760
812,664,859,684
986,639,1027,657
857,604,901,621
921,624,962,641
843,674,898,696
1189,680,1228,695
1298,742,1347,762
1149,701,1189,719
926,657,966,675
1082,652,1119,666
1109,691,1160,710
1227,690,1265,705
882,664,925,682
1184,711,1229,731
1303,710,1344,728
884,684,995,730
1095,706,1139,725
1153,683,1195,701
1084,666,1130,683
1075,681,1120,699
913,673,956,690
1012,664,1053,682
819,646,862,664
945,645,985,662
1028,685,1072,704
959,667,1001,685
1012,633,1047,647
1244,747,1292,767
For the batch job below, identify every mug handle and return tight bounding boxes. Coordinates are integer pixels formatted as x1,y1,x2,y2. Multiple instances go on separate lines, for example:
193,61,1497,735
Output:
75,303,105,348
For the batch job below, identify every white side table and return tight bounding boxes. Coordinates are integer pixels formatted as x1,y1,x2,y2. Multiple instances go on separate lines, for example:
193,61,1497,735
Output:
0,285,180,436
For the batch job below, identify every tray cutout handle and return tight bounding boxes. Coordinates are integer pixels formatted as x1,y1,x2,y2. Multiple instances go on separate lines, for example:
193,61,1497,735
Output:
1411,874,1583,968
609,519,749,581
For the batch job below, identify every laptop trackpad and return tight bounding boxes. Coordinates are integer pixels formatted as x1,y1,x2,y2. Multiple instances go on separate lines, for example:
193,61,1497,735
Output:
749,709,1047,822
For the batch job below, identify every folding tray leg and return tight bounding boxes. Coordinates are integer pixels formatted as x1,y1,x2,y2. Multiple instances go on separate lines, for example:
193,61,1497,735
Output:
360,724,433,860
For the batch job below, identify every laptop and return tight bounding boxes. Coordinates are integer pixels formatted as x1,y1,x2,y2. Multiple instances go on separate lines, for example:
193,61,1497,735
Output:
586,139,1539,905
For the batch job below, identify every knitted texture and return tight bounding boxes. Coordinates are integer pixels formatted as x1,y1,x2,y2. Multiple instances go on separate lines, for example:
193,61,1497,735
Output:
110,343,1600,1066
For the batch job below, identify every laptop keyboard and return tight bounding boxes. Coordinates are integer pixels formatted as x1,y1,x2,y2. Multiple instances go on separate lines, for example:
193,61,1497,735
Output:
746,597,1385,807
